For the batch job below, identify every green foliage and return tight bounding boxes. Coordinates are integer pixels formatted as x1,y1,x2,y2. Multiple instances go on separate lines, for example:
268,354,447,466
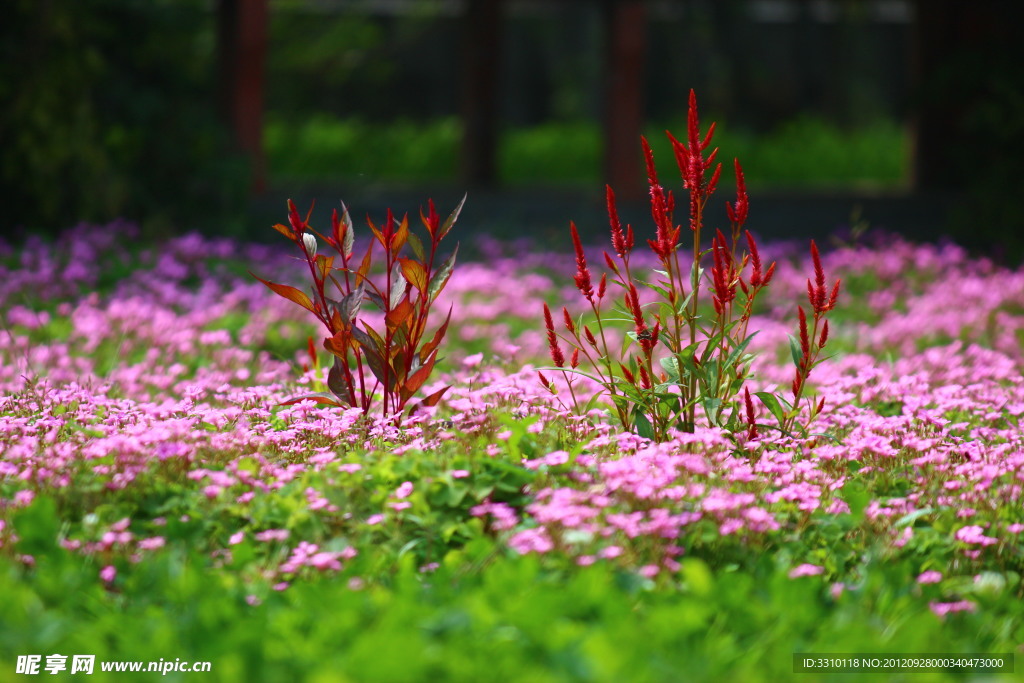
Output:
264,115,909,189
0,536,1017,683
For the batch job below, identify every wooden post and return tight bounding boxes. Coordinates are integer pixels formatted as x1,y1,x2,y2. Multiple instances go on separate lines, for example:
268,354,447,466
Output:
603,0,647,201
460,0,503,188
218,0,268,194
910,1,1011,190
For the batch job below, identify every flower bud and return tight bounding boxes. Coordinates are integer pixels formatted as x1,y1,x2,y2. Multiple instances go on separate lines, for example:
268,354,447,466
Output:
302,233,318,258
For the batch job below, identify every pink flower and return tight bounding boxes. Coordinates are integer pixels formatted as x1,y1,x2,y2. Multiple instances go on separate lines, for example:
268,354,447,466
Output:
100,565,116,583
954,525,998,546
788,563,824,579
929,600,976,617
509,528,553,555
137,537,165,551
366,514,385,526
450,469,470,479
917,570,943,584
639,564,660,579
395,481,414,499
462,353,484,368
228,531,245,545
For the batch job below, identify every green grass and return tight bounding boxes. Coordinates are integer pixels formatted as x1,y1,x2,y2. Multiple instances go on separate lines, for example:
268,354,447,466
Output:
265,115,909,189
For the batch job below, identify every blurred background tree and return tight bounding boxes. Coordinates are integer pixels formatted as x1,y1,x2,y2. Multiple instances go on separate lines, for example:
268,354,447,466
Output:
0,0,247,239
1,0,1021,260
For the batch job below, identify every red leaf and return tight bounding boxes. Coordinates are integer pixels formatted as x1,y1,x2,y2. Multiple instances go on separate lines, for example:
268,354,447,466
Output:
386,297,415,329
398,257,428,292
392,214,409,255
251,273,317,314
419,305,452,362
271,223,296,241
404,349,437,395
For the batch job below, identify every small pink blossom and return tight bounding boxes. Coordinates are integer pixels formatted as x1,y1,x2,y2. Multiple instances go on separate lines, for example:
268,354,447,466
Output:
917,570,943,584
137,537,165,551
929,600,976,617
100,565,116,583
228,531,245,545
955,525,998,546
395,481,414,499
366,514,385,526
450,469,470,479
788,563,825,579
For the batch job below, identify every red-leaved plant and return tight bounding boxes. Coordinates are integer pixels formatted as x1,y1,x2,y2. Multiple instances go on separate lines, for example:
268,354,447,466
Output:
541,90,840,442
253,196,463,423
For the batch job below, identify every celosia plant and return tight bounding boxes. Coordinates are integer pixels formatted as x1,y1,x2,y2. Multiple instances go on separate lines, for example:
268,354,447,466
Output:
253,196,463,422
541,90,840,441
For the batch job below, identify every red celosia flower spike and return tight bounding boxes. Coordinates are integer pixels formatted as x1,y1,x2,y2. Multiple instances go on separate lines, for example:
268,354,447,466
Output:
728,159,749,227
797,306,810,358
641,137,659,186
607,185,632,258
819,319,830,348
543,304,565,368
711,230,737,312
745,230,763,287
638,363,652,390
562,307,576,334
569,222,594,302
287,199,305,235
744,387,758,440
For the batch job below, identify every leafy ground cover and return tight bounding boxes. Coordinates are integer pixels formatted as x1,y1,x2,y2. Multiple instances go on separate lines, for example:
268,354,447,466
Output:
1,223,1023,681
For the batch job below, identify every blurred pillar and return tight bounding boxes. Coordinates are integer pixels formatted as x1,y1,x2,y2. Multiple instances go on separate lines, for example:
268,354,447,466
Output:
460,0,503,188
910,1,1009,190
603,0,647,201
218,0,268,194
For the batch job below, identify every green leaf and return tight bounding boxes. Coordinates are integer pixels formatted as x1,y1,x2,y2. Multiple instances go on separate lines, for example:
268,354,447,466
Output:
340,201,355,259
895,507,937,528
702,397,723,426
407,231,426,261
427,243,459,303
659,356,681,383
632,408,654,439
787,334,803,367
754,391,787,426
724,331,759,370
441,193,467,239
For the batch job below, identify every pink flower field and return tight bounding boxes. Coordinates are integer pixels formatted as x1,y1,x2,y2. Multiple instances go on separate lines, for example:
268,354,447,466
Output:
2,222,1024,678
